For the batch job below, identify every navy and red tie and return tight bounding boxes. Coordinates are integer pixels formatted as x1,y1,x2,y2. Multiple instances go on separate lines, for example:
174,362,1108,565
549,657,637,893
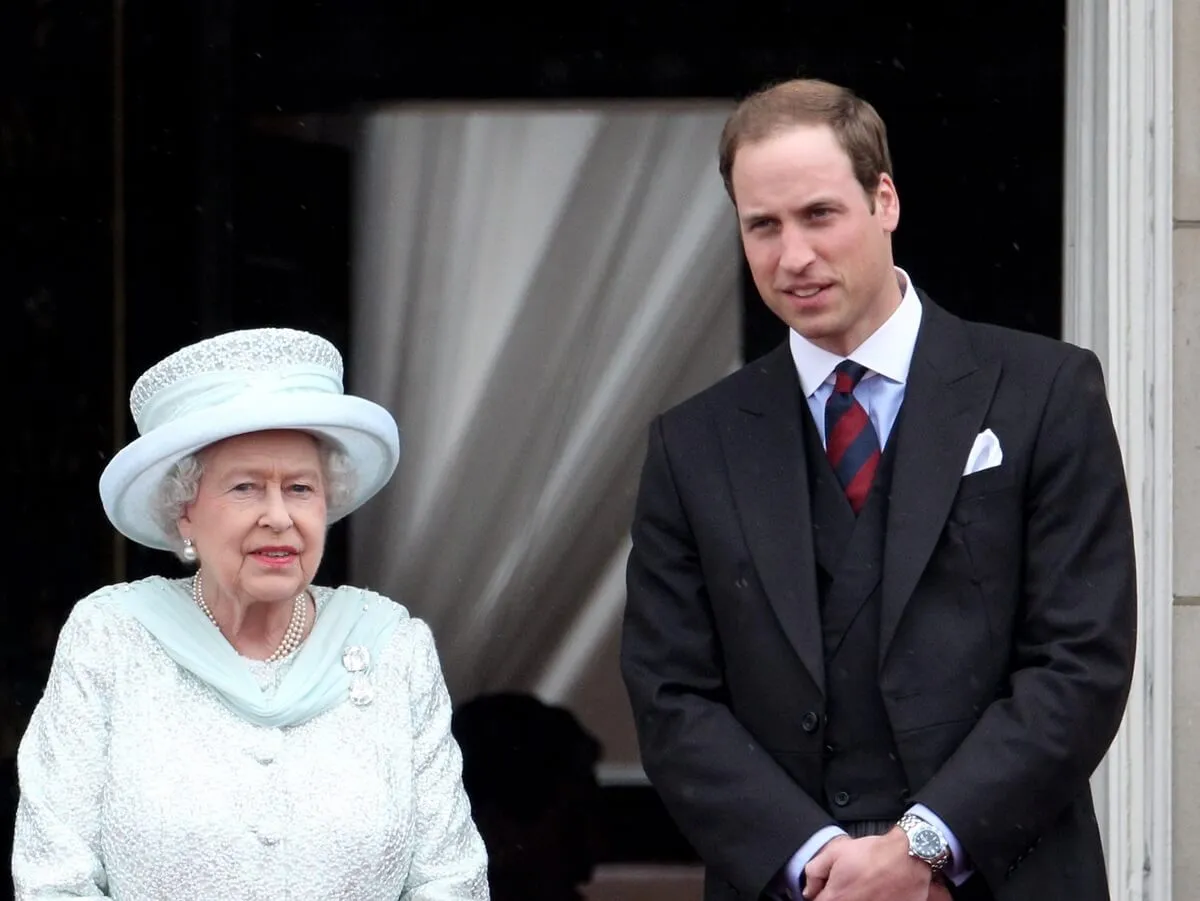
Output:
824,361,880,513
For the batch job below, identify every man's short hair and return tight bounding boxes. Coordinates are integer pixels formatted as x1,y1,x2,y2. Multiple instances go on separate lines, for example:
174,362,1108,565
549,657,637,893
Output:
718,78,894,207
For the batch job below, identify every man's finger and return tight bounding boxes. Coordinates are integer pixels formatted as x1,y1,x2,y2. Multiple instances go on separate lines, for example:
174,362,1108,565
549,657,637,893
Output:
802,860,830,900
802,835,851,899
801,872,827,900
804,844,838,879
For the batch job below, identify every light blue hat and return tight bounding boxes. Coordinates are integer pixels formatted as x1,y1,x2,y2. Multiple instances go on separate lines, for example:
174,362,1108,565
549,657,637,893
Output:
99,328,400,551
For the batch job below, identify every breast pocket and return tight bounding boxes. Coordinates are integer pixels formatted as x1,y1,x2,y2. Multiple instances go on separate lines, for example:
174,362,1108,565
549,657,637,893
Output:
940,461,1024,580
954,463,1017,503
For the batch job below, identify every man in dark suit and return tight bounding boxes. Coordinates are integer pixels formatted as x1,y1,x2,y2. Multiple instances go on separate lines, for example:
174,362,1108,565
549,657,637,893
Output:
619,78,1137,901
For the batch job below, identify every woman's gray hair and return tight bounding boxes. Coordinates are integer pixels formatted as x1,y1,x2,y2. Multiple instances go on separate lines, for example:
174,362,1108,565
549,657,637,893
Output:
155,437,357,562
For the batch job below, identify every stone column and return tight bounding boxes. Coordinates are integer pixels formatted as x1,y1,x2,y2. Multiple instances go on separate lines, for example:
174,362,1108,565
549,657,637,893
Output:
1064,0,1174,897
1172,1,1200,896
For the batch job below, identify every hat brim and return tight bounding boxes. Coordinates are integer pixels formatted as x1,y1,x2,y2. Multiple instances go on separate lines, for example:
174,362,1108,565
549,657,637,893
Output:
99,393,400,551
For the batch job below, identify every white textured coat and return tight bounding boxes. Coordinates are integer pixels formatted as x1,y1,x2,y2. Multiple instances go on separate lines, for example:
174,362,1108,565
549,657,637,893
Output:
13,580,489,900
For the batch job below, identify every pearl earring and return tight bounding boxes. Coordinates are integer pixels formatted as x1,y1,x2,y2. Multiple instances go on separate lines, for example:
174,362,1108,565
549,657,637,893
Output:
182,538,198,563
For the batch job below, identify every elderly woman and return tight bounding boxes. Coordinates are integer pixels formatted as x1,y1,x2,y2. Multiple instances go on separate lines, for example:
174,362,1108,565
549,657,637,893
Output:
12,328,489,900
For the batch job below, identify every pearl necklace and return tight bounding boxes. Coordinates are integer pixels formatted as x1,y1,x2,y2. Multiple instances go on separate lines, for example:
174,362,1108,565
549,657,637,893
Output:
191,571,308,663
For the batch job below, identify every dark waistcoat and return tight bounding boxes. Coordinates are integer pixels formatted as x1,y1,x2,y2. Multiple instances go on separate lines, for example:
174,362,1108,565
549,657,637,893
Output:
801,403,910,822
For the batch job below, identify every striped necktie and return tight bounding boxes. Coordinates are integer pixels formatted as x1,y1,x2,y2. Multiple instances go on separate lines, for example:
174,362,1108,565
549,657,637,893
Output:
824,360,880,513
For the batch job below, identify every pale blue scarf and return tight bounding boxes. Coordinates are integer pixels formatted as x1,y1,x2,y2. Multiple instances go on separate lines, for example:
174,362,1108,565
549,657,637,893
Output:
115,576,406,728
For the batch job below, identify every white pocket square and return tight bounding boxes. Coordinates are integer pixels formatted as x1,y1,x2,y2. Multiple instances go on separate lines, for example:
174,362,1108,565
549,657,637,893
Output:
962,428,1003,476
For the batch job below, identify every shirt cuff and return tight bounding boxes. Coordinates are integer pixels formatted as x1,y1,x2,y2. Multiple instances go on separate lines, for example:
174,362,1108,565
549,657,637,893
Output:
909,803,975,887
774,825,848,900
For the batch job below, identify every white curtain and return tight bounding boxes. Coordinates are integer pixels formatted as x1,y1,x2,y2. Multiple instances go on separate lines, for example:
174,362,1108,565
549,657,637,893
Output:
349,104,740,708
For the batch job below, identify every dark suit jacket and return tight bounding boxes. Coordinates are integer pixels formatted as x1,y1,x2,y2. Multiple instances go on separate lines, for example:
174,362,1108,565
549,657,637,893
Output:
619,299,1137,901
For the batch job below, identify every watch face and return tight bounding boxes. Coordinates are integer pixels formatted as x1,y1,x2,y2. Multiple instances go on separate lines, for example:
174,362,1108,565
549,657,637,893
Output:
911,826,945,859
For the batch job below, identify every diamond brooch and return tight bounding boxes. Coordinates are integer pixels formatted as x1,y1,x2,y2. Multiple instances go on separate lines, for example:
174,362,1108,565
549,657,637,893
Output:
343,645,374,707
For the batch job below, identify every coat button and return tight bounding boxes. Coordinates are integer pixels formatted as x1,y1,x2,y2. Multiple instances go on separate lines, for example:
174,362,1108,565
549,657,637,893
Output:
833,791,851,807
801,712,820,733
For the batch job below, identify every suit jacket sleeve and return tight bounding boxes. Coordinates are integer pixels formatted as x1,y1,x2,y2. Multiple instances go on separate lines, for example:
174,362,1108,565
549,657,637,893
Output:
620,415,836,898
915,347,1137,885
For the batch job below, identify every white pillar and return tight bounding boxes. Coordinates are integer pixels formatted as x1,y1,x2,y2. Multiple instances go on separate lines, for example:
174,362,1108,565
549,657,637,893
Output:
1064,0,1173,898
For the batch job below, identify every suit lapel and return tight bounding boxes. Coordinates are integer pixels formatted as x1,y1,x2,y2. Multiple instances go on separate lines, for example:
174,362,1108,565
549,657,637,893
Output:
720,345,825,696
880,299,1001,664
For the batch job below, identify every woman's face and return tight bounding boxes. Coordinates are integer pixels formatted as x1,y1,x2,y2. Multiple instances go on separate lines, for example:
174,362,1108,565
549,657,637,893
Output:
178,429,328,607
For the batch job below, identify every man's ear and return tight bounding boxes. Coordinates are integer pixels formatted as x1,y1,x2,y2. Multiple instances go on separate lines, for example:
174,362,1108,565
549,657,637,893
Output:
874,173,900,232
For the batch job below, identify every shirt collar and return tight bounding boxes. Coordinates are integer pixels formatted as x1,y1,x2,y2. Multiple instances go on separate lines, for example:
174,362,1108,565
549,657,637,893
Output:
788,267,922,398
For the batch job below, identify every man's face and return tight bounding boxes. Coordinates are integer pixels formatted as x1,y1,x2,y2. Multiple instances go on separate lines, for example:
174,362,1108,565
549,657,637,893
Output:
732,124,902,356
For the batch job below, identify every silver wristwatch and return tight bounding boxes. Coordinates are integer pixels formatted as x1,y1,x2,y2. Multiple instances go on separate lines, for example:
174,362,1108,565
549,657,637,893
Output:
897,813,951,872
